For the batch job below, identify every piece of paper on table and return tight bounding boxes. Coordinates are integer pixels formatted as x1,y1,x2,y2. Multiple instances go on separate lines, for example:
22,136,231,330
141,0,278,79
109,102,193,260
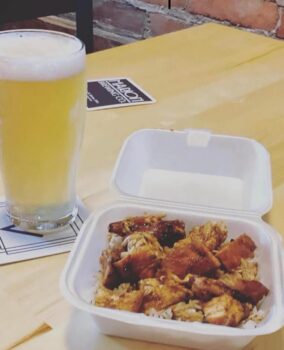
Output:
87,78,156,110
0,200,89,265
0,289,51,350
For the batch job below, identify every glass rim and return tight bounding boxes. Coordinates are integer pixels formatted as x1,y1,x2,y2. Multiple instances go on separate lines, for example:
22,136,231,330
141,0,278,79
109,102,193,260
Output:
0,29,85,60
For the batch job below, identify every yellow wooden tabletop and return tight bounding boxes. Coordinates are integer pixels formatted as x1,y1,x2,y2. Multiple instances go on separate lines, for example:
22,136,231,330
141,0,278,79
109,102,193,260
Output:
1,23,284,350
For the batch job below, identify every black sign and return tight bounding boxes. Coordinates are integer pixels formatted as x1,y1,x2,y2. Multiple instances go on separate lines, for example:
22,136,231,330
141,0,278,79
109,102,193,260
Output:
87,78,155,110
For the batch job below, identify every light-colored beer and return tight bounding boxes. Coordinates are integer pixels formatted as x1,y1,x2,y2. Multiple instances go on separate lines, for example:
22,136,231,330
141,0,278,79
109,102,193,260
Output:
0,30,86,229
0,73,85,213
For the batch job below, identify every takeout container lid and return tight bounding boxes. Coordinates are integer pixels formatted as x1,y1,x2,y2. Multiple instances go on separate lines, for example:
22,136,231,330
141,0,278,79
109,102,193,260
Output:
61,128,284,350
111,129,273,217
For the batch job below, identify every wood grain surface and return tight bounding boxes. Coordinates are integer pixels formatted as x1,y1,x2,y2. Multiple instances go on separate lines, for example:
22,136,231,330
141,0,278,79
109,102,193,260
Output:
1,23,284,350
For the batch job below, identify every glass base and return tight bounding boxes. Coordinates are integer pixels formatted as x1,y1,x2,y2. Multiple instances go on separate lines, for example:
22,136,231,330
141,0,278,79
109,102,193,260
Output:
7,205,78,234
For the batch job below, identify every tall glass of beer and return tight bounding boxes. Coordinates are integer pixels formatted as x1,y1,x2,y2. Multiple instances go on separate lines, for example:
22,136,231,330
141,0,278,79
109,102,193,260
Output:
0,30,86,233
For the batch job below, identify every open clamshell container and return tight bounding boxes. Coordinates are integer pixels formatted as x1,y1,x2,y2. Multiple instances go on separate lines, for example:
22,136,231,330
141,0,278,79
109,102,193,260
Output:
61,129,284,350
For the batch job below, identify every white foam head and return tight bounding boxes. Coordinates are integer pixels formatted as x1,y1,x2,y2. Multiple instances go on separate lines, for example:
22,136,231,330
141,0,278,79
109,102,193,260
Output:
0,30,85,81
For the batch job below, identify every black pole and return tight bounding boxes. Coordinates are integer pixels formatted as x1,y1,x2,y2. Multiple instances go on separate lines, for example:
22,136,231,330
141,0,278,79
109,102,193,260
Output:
75,0,93,53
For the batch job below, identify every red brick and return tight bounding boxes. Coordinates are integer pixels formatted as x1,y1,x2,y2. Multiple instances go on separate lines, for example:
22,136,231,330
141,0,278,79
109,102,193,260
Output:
187,0,278,31
149,13,188,36
93,35,122,51
93,1,146,36
142,0,187,8
276,8,284,38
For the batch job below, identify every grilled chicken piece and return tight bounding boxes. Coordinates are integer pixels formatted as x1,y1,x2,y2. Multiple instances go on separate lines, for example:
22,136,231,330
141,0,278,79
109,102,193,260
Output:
113,232,163,282
237,259,258,281
153,220,186,247
99,233,125,289
219,266,269,305
164,272,195,290
95,284,143,312
192,277,231,301
216,234,256,270
140,277,189,312
108,216,163,236
234,280,269,305
114,250,161,282
189,221,228,251
172,300,204,322
108,233,124,253
242,303,253,319
203,294,245,327
100,249,121,289
121,232,163,256
225,279,269,305
162,241,220,278
109,216,186,247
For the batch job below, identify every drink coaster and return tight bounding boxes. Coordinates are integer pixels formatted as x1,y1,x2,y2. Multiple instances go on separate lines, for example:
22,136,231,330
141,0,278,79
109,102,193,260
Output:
0,199,89,265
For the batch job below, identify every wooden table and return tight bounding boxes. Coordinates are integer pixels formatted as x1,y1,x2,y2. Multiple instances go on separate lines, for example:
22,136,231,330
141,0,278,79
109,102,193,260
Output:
1,23,284,350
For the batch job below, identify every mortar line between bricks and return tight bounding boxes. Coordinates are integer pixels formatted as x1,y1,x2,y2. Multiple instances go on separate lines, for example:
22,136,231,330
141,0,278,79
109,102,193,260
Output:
275,7,283,34
143,12,151,39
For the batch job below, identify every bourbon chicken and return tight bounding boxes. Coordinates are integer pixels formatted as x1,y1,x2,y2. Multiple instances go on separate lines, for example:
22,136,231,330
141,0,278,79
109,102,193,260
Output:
161,241,220,278
203,294,245,327
139,276,189,313
114,232,163,283
216,234,256,270
188,221,228,251
94,215,269,328
109,215,186,247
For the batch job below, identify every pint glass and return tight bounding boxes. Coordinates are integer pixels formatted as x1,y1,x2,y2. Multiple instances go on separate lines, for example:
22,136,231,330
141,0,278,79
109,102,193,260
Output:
0,30,86,232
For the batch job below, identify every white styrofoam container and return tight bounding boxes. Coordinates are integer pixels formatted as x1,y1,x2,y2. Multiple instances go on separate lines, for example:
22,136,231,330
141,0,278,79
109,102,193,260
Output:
61,129,284,350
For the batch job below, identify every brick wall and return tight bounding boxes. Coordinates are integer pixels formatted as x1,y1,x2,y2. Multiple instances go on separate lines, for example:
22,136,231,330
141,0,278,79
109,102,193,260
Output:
90,0,284,49
2,0,284,52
